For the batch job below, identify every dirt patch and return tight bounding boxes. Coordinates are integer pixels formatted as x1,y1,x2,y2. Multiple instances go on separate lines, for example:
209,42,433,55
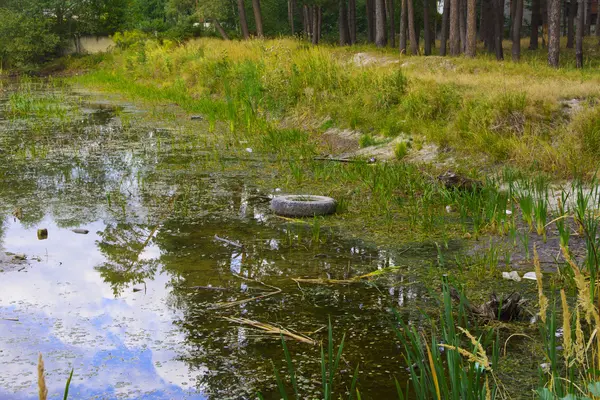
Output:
351,52,400,67
0,250,29,273
560,98,585,117
319,128,362,154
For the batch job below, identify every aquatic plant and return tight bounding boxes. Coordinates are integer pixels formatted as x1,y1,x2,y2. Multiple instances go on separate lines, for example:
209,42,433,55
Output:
263,318,359,400
394,280,500,400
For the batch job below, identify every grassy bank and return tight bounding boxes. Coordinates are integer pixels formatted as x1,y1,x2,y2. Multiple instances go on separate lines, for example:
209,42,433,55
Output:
69,37,600,175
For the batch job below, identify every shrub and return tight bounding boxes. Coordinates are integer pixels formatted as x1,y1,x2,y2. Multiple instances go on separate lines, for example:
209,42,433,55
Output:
573,106,600,157
395,141,409,160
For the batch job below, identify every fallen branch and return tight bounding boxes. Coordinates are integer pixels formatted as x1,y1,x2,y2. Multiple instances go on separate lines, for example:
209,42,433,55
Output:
213,276,281,309
224,317,316,344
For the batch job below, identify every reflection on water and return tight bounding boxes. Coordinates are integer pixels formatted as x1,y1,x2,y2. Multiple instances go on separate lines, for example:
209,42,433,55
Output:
0,83,438,399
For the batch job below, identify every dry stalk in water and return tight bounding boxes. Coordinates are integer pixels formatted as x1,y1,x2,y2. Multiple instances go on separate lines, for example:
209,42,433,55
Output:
293,266,400,285
214,276,282,309
38,353,48,400
224,317,316,344
534,246,548,324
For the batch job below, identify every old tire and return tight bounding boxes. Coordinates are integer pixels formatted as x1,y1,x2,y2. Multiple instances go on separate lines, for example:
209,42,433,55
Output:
271,195,337,217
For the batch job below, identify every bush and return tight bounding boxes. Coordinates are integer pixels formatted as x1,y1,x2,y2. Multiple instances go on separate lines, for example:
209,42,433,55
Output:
112,30,150,49
0,8,60,70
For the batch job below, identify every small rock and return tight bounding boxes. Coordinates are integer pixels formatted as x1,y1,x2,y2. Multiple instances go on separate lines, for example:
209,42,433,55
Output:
72,229,89,235
190,115,204,121
523,272,537,281
502,271,521,282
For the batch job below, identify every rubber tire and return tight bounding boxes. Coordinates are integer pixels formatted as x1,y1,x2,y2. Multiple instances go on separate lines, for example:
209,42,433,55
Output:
270,195,337,217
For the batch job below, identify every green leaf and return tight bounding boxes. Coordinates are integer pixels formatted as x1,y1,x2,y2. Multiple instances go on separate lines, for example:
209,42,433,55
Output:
537,388,553,400
588,381,600,396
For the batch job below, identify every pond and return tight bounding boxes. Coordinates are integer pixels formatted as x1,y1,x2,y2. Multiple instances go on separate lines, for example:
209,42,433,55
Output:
0,81,452,399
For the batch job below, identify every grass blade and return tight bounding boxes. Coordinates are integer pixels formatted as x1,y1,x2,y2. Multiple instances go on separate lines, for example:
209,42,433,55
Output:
394,377,405,400
281,335,299,399
271,360,289,400
63,369,74,400
349,363,359,400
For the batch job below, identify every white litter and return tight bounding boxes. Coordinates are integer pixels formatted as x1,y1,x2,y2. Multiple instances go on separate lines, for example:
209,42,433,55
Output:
523,272,537,281
502,271,521,282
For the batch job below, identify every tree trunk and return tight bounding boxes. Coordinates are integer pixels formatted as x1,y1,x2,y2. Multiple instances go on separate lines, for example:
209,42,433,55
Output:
238,0,250,39
576,0,584,67
213,19,230,40
547,0,561,67
510,0,518,37
303,4,310,38
318,6,322,41
441,0,451,55
482,0,495,52
251,0,264,37
400,0,408,53
376,0,388,46
530,0,541,48
512,0,523,60
466,0,477,56
494,0,504,60
585,0,592,35
450,0,461,54
288,0,295,35
348,0,357,44
459,0,467,51
596,0,600,42
388,0,396,47
407,0,419,53
339,0,351,45
541,0,549,47
366,0,376,42
567,0,576,47
424,0,431,54
563,1,567,36
312,6,319,44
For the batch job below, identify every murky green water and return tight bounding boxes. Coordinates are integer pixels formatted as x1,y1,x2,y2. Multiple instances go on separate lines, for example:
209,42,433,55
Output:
0,82,452,399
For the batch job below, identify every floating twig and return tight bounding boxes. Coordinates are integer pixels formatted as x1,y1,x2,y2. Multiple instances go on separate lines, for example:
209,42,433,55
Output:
214,235,243,248
2,317,19,321
189,285,228,291
224,317,316,344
